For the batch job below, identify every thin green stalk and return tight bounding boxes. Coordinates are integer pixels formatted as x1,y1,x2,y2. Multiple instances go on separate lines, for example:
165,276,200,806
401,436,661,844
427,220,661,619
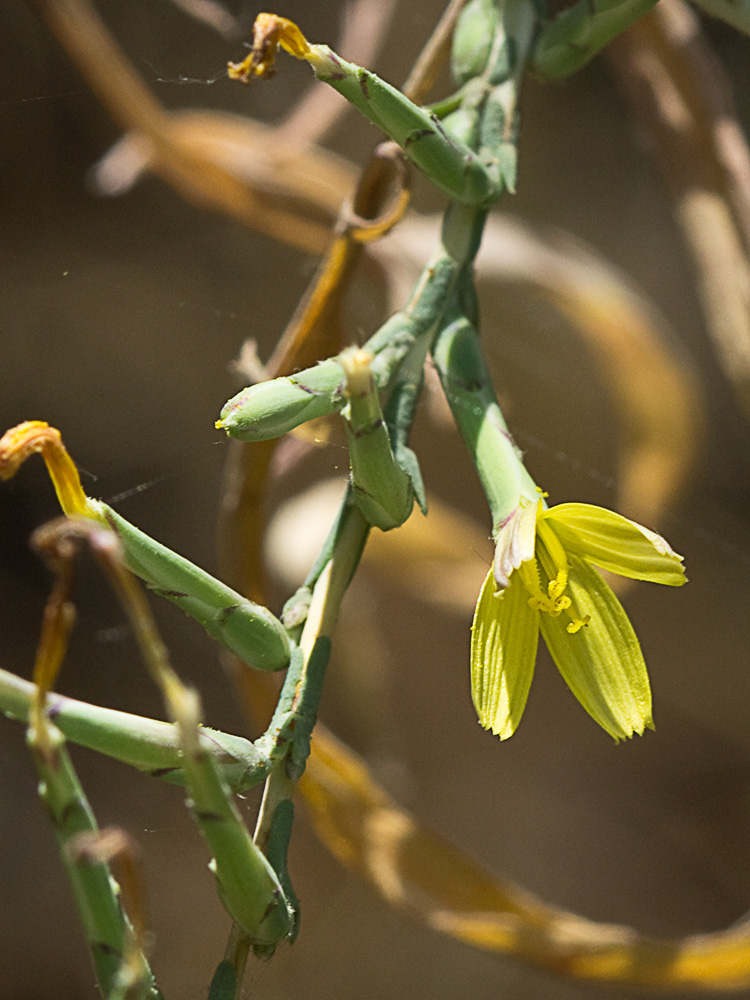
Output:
431,302,540,532
0,666,281,791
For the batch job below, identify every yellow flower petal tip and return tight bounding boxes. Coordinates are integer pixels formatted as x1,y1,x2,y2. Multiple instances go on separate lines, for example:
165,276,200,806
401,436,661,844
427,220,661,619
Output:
228,13,312,82
0,421,95,518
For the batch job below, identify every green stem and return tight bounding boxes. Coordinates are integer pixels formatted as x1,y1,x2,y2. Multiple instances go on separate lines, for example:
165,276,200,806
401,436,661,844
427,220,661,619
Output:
28,719,159,998
0,667,280,792
431,300,539,532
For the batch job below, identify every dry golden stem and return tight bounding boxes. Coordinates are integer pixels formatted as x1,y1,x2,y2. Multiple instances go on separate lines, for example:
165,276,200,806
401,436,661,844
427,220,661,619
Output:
29,0,338,253
608,0,750,416
402,0,472,103
300,725,750,990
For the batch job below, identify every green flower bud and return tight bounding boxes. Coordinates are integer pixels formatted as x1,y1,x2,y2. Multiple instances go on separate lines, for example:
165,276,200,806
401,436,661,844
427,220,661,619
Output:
101,505,291,672
451,0,499,84
217,360,346,441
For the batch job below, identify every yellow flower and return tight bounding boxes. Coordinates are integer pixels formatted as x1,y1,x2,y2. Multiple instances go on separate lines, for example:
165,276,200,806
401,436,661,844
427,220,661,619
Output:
471,499,686,741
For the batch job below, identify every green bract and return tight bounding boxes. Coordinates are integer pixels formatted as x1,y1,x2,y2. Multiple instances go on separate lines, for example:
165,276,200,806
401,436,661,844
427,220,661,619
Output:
471,501,686,741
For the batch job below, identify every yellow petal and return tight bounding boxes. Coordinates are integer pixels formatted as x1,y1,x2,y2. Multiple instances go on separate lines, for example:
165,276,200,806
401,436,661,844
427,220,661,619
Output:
471,568,538,739
545,503,685,586
539,554,653,741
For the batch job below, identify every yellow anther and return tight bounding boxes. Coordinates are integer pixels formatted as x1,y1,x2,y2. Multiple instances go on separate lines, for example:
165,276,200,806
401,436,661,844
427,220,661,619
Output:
0,421,95,518
515,505,585,624
552,593,571,614
566,615,591,634
528,590,571,618
547,569,568,602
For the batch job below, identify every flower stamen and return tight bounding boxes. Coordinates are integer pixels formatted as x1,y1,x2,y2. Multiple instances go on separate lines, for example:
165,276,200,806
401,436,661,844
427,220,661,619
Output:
566,615,590,634
520,516,573,618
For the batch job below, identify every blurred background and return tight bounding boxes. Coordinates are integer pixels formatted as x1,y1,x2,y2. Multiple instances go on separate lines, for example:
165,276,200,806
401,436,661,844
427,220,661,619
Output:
2,1,750,997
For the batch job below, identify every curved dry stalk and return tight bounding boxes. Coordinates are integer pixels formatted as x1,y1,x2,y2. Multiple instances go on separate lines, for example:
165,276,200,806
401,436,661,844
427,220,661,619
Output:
300,724,750,990
32,0,409,254
28,0,342,253
93,111,356,226
608,0,750,417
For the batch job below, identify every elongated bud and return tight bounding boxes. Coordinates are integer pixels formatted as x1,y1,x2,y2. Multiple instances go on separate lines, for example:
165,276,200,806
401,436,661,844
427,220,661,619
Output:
217,307,426,442
228,12,500,205
217,360,347,441
1,421,291,672
102,506,291,672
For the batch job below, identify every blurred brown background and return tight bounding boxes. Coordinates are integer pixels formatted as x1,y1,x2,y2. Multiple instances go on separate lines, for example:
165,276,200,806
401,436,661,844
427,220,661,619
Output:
3,1,750,998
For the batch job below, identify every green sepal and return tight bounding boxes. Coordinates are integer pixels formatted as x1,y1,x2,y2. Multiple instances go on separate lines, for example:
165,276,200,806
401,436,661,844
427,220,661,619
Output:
441,104,481,148
286,637,331,781
478,85,518,192
180,717,294,951
263,799,300,944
